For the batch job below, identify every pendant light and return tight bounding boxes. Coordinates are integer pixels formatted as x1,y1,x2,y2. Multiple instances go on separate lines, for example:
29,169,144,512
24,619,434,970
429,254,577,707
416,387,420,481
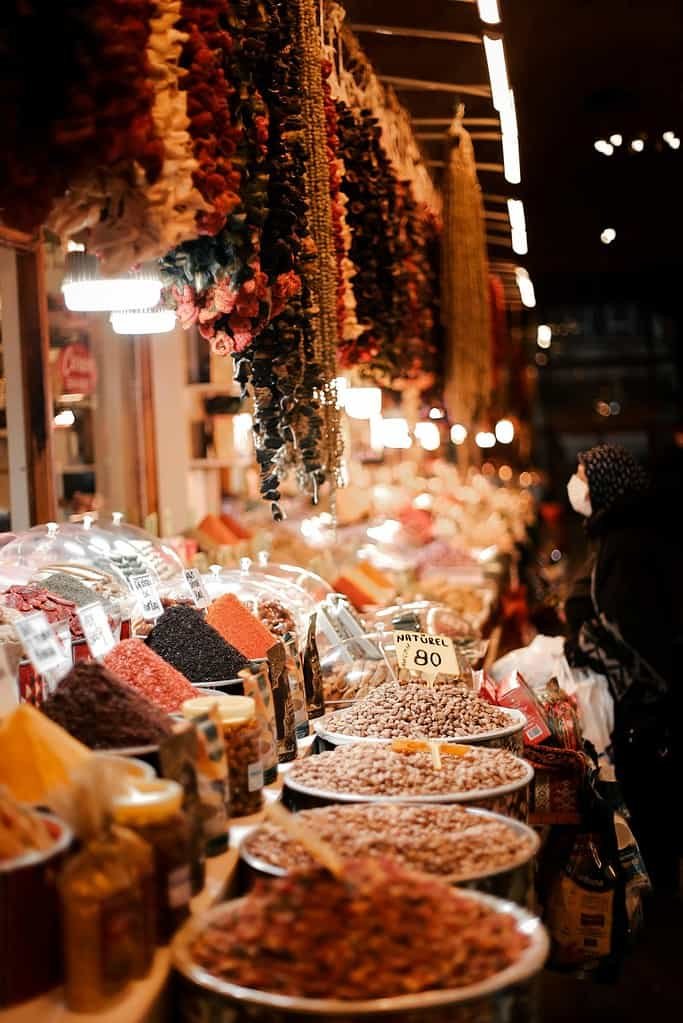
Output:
61,244,163,312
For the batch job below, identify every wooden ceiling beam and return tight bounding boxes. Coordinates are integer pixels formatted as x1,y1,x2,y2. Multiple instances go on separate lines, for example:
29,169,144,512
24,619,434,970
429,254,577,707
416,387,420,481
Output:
378,75,491,98
351,24,482,45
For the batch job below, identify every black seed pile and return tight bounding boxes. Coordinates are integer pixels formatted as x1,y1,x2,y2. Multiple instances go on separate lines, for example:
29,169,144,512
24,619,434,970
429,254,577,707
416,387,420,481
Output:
42,661,173,749
146,604,249,685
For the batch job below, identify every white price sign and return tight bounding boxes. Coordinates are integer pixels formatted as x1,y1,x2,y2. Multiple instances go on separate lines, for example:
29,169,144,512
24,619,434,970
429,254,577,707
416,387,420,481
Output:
0,645,19,714
184,569,209,609
14,612,71,677
392,631,459,683
77,602,116,659
128,573,164,621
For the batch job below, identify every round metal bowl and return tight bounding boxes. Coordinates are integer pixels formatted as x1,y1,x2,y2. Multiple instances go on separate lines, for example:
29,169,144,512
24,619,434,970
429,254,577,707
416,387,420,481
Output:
171,889,548,1022
313,707,526,756
281,751,534,822
236,806,539,905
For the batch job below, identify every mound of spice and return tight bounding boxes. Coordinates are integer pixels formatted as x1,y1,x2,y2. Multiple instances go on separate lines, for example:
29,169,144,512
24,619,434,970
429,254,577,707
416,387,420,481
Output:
190,857,530,999
104,638,198,713
256,597,297,641
285,743,529,799
243,803,536,881
40,571,107,609
42,661,173,749
320,681,515,739
145,605,248,685
206,593,277,660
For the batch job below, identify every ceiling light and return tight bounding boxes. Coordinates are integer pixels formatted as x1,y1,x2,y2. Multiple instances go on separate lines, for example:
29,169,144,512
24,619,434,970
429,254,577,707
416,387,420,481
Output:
475,431,496,449
537,324,552,347
450,423,468,445
507,198,527,254
343,386,382,420
233,412,254,455
609,134,623,146
668,137,681,150
500,90,521,184
495,418,515,444
630,138,644,152
54,409,75,428
110,307,176,335
62,251,163,312
594,140,614,156
477,0,501,24
478,0,498,23
663,132,680,150
372,417,412,450
515,267,536,308
483,35,510,112
499,464,513,481
415,421,441,451
600,227,616,245
429,407,445,419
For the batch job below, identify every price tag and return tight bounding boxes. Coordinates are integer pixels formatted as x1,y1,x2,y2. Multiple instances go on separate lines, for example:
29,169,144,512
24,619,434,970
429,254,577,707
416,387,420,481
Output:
392,631,459,683
128,573,164,621
14,612,71,678
77,602,116,659
184,568,209,609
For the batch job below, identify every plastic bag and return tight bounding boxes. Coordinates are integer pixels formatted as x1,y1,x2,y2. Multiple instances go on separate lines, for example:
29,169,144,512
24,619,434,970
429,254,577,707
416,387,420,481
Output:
491,634,566,689
557,660,614,756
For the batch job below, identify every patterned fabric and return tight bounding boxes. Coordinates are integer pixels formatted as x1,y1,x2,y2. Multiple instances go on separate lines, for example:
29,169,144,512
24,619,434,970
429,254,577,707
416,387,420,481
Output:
578,443,649,514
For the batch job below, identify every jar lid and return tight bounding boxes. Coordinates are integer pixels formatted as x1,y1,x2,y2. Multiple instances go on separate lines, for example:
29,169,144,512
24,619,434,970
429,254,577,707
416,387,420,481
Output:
182,694,255,726
112,779,183,825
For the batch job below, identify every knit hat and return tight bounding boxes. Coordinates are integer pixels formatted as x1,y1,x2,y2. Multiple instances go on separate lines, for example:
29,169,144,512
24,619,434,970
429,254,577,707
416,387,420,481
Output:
578,444,649,514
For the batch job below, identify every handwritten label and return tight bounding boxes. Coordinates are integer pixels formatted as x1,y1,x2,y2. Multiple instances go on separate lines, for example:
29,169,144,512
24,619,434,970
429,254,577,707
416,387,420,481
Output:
128,573,163,621
77,602,116,659
393,631,459,683
184,568,209,609
14,612,71,678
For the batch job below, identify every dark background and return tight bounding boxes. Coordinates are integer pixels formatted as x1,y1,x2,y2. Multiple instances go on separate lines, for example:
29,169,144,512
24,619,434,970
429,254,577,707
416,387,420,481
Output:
343,0,682,494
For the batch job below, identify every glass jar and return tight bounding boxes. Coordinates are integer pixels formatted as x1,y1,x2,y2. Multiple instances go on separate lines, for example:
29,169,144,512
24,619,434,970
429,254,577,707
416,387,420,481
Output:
112,779,193,945
211,695,264,818
58,827,147,1012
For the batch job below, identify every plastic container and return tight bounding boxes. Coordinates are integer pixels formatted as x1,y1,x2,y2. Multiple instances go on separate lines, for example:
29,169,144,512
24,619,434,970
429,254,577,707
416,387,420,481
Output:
237,807,539,906
0,814,72,1007
98,513,185,586
313,707,527,756
171,890,548,1023
282,752,534,822
112,779,193,945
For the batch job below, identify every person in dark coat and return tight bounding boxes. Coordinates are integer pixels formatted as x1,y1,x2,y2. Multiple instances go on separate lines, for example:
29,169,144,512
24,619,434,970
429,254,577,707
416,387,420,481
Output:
564,443,679,889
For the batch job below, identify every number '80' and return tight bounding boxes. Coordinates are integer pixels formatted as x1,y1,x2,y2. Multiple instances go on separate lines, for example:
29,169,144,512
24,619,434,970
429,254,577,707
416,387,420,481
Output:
414,649,442,668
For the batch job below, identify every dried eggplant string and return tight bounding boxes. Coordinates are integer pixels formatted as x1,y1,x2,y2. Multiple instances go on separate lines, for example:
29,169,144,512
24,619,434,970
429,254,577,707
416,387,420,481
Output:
441,117,491,430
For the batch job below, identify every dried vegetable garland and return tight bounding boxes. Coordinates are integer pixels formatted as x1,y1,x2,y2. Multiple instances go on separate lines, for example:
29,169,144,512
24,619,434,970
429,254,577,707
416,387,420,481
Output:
294,0,343,490
441,122,492,426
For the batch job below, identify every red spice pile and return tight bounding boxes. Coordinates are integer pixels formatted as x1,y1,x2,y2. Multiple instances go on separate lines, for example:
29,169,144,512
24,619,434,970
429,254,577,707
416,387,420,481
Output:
206,593,276,660
104,639,198,714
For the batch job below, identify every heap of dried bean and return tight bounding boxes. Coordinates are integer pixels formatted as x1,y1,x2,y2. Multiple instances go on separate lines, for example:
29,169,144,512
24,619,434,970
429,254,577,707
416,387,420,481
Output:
190,856,529,999
244,803,535,879
286,743,528,798
320,682,514,738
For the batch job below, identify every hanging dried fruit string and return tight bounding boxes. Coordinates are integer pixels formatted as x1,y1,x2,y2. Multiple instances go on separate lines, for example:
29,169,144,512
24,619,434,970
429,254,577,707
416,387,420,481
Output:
294,0,343,498
234,0,326,517
441,117,492,428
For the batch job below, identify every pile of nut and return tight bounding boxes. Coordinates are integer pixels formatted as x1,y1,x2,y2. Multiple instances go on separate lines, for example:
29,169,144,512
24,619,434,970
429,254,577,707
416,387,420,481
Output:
323,657,394,703
191,856,530,1000
320,682,515,738
257,597,297,641
286,742,528,798
243,803,535,880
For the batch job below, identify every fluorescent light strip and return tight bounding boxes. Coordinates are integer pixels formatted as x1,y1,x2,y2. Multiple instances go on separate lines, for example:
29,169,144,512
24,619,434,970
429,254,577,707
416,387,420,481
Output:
499,90,521,184
483,35,510,111
507,198,527,254
515,267,536,308
477,0,501,24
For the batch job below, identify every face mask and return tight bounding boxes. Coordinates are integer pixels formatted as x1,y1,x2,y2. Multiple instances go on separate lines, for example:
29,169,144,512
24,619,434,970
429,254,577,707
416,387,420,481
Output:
567,474,592,517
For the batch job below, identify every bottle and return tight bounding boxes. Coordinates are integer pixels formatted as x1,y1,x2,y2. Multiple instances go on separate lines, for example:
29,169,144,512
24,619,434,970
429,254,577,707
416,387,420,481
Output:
59,826,147,1011
112,780,193,945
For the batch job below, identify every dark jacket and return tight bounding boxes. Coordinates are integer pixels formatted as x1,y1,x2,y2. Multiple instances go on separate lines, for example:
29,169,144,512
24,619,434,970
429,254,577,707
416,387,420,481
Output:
565,495,678,688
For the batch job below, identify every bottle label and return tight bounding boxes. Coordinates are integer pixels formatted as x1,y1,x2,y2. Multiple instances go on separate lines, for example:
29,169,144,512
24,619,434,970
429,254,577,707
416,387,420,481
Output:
167,864,192,910
247,761,264,792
